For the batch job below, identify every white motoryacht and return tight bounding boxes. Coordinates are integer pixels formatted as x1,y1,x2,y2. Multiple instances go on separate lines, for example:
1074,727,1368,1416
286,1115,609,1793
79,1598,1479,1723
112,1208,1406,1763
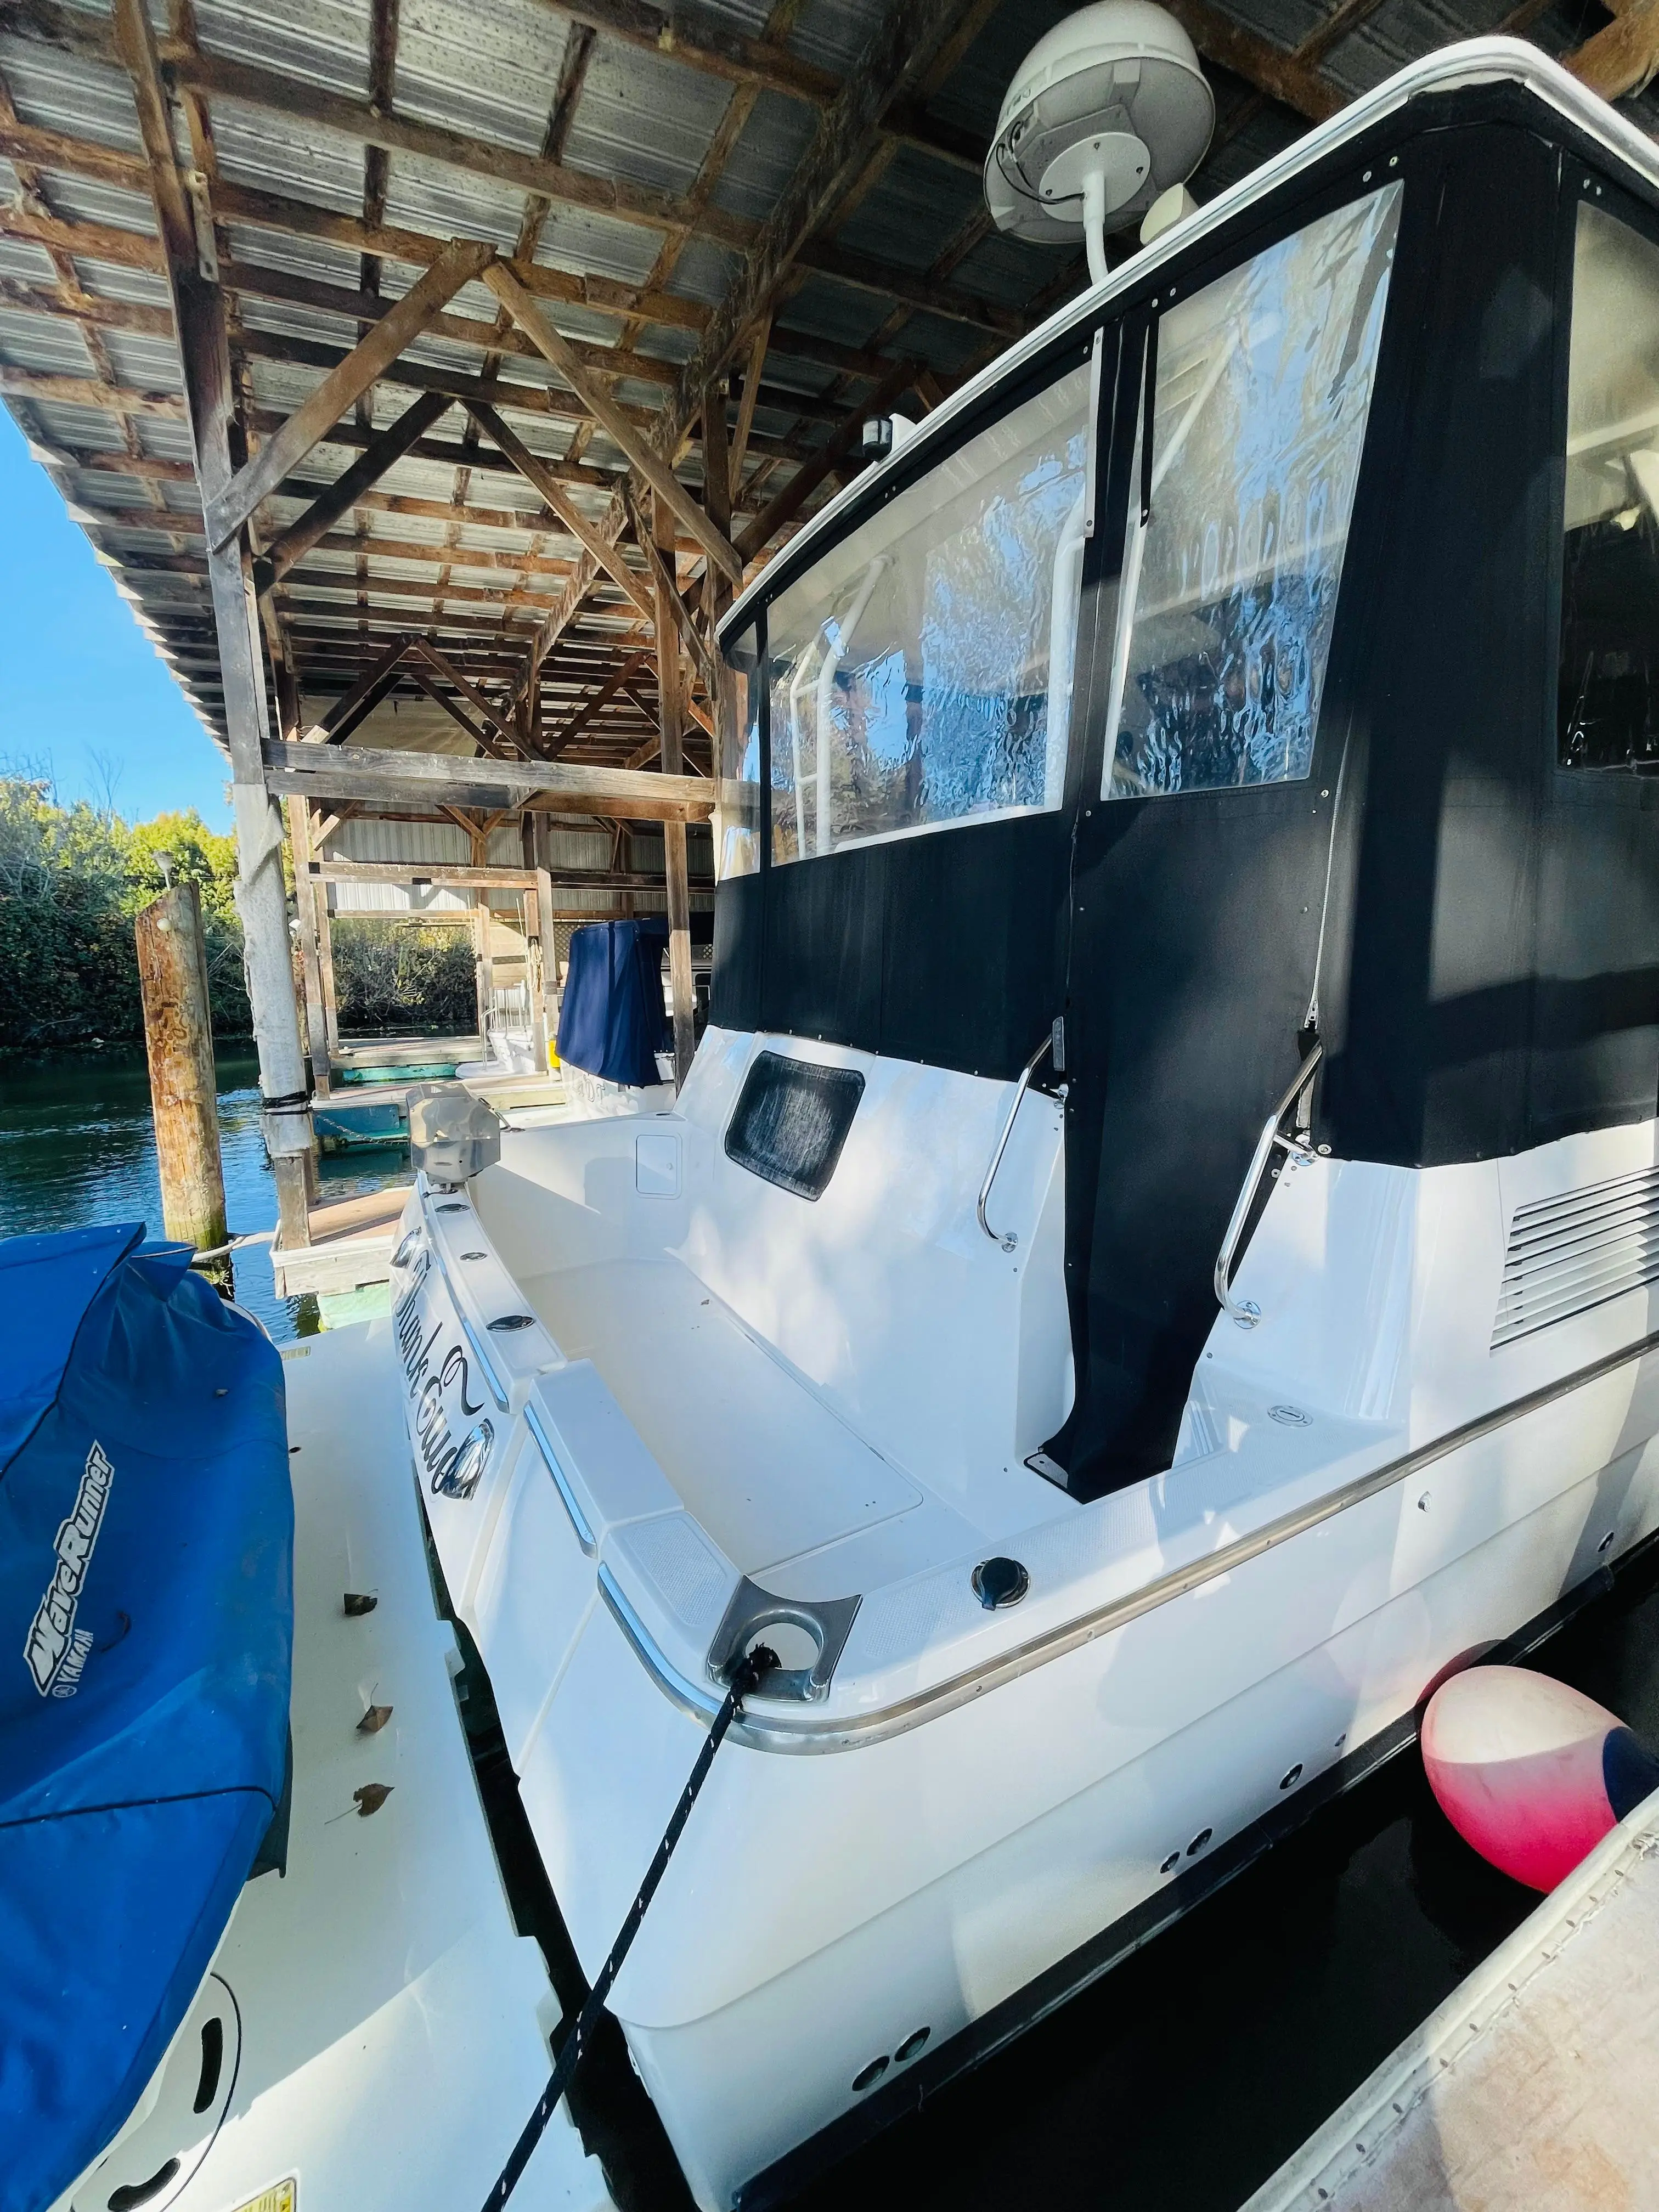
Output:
393,33,1659,2210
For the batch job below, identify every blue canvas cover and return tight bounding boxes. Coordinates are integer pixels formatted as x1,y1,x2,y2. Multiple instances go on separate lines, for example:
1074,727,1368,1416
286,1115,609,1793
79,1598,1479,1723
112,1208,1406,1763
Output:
557,916,671,1087
0,1224,292,2212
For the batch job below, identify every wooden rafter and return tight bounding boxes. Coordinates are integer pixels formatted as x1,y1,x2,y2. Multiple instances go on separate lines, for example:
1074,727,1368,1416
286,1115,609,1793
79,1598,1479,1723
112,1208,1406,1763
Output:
408,638,526,752
309,632,415,742
464,400,656,621
255,390,451,588
203,236,494,548
727,318,771,499
1566,0,1659,101
483,263,744,583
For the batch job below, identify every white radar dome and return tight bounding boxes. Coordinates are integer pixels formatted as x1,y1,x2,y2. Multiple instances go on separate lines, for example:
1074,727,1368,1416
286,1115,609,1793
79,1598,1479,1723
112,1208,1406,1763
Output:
985,1,1213,281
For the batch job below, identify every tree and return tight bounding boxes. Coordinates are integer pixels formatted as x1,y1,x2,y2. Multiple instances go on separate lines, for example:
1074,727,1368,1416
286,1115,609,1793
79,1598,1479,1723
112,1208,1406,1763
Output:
0,775,246,1046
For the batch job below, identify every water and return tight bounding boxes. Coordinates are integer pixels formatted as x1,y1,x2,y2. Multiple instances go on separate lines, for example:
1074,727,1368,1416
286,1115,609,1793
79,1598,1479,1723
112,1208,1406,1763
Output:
0,1046,406,1342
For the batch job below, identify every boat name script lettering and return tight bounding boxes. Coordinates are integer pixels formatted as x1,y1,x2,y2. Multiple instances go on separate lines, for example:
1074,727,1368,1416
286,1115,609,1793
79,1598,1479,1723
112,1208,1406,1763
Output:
25,1441,114,1699
396,1287,484,1413
397,1289,485,1491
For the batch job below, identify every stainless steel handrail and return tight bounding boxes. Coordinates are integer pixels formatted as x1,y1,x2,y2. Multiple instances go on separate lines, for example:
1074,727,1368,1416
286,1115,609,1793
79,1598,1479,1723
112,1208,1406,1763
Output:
977,1029,1061,1252
614,1315,1659,1753
1213,1042,1324,1327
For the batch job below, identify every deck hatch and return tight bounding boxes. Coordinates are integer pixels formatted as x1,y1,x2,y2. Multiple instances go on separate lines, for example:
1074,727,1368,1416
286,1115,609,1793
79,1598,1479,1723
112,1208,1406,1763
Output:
725,1052,865,1201
1493,1165,1659,1346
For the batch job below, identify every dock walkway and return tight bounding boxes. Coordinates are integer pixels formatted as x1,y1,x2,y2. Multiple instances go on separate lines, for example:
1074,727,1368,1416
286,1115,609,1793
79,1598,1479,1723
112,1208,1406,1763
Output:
1244,1787,1659,2210
274,1063,570,1301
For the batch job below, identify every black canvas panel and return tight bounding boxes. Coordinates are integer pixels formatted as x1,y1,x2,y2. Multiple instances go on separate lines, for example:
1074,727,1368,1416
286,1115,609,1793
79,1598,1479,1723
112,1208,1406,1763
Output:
760,844,885,1047
725,1051,865,1200
1057,781,1334,1495
877,814,1070,1079
1529,774,1659,1141
1318,125,1557,1167
710,872,763,1034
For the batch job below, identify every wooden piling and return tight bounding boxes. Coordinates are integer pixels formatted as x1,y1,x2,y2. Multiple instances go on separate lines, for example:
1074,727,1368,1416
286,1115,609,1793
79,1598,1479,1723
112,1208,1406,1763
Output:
134,881,228,1252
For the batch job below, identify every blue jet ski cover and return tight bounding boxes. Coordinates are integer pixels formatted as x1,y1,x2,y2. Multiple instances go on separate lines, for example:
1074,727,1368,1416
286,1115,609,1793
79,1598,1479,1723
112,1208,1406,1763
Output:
556,916,671,1087
0,1223,292,2212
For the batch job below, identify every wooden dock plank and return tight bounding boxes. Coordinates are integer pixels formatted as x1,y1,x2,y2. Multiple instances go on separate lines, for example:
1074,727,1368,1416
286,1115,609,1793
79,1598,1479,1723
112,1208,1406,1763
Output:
1245,1791,1659,2211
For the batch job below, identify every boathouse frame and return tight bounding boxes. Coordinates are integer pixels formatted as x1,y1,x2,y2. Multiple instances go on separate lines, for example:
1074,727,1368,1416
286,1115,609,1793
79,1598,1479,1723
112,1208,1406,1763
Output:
2,0,1652,1246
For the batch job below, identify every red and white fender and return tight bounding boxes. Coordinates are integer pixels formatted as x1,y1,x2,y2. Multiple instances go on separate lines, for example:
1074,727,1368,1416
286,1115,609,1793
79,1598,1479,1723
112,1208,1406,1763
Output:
1421,1665,1659,1890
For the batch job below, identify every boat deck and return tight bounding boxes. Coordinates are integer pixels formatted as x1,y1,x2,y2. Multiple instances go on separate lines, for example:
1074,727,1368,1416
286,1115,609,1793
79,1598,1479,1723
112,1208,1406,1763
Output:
1245,1784,1659,2211
70,1322,611,2212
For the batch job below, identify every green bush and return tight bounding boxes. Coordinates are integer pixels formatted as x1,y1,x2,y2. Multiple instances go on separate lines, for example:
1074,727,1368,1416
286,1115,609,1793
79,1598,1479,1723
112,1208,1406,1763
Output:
330,917,476,1034
0,777,477,1048
0,778,248,1046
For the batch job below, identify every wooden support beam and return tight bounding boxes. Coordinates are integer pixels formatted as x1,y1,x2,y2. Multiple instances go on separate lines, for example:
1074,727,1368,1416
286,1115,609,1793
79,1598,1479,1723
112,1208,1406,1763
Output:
1566,0,1659,101
653,490,696,1087
134,881,228,1250
311,858,543,890
627,490,717,695
264,737,715,822
408,637,526,752
285,797,335,1097
405,660,510,757
729,319,770,498
307,631,415,742
0,366,184,417
205,236,493,548
257,390,450,585
112,0,313,1245
484,261,745,585
740,350,918,558
465,399,656,621
0,274,174,341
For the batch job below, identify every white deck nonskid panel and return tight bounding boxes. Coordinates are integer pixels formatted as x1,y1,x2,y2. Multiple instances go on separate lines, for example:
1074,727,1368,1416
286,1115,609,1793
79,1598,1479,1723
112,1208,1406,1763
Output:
59,1322,611,2212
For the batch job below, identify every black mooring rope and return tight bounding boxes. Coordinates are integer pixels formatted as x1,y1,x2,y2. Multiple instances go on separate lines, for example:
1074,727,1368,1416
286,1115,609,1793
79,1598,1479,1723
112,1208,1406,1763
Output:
481,1644,776,2212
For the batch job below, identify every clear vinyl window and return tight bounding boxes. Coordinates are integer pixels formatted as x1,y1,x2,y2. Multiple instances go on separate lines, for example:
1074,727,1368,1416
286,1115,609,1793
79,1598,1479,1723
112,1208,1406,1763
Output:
1559,200,1659,772
1104,183,1401,800
764,360,1092,865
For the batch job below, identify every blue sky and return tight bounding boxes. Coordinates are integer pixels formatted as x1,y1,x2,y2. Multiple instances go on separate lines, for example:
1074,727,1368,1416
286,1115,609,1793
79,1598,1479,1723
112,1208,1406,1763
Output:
0,409,231,827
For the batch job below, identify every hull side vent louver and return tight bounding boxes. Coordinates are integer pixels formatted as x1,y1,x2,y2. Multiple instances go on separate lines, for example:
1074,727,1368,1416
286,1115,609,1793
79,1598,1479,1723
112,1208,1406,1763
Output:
1493,1165,1659,1348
